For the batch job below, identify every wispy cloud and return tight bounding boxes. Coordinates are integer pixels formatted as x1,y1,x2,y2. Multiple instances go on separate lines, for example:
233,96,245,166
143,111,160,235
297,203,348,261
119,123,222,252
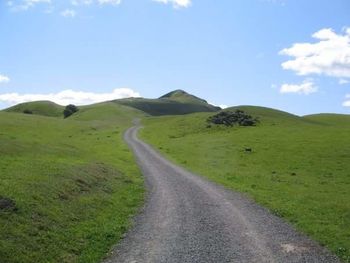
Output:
61,9,76,17
7,0,122,13
0,88,140,106
71,0,93,5
153,0,191,8
339,79,349,85
8,0,52,11
280,79,318,95
0,75,10,84
8,0,191,12
71,0,122,6
343,94,350,107
97,0,122,5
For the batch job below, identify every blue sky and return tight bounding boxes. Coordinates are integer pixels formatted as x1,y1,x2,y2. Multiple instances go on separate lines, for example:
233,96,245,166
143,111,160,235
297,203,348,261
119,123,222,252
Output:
0,0,350,115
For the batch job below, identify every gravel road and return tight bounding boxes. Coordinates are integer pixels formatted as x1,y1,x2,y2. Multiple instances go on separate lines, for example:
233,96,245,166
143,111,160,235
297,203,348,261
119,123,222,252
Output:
103,125,339,263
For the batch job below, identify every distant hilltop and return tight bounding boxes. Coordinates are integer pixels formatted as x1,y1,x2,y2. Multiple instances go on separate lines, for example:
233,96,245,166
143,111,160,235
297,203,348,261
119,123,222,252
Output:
4,90,221,117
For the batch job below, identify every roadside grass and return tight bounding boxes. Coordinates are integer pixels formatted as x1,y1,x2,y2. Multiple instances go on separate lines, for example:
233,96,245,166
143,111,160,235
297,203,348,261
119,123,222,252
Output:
141,107,350,262
0,107,144,263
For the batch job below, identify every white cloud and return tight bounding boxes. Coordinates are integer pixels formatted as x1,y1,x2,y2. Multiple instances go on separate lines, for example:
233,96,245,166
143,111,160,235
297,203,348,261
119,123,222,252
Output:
209,102,228,109
9,0,191,12
0,88,140,106
343,94,350,107
280,79,318,95
339,79,349,85
61,9,76,17
9,0,51,11
97,0,121,5
9,0,121,12
280,27,350,79
0,75,10,84
71,0,93,5
153,0,191,8
71,0,122,5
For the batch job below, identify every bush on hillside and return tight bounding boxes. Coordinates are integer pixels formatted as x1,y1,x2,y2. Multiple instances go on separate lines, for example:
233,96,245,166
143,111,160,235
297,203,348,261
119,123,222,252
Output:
207,110,259,127
63,104,79,118
23,109,33,114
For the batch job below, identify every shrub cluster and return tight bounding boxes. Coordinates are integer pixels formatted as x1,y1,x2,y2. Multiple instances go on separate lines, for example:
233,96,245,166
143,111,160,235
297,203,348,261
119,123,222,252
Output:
23,109,33,114
207,110,259,127
63,104,79,118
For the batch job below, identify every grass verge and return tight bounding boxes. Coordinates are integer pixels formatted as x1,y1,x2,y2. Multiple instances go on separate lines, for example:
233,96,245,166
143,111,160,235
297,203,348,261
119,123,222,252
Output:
0,111,144,263
141,108,350,262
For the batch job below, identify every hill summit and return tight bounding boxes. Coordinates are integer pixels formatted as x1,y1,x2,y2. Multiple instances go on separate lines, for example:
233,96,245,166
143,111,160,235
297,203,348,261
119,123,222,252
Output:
115,90,221,116
159,89,208,104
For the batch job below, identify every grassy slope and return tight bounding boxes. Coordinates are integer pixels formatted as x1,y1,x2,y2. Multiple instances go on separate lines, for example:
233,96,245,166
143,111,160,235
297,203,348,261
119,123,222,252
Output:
304,113,350,127
159,89,211,104
71,102,145,122
115,90,220,116
141,107,350,262
0,104,145,263
5,101,65,117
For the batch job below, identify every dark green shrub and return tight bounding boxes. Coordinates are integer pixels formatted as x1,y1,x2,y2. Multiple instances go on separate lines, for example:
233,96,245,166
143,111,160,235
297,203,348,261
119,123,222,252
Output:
66,104,79,113
207,110,259,127
63,104,79,118
23,109,33,114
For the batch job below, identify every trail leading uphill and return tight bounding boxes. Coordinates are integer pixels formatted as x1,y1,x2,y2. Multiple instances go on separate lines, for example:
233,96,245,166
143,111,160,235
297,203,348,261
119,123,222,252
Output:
104,125,339,263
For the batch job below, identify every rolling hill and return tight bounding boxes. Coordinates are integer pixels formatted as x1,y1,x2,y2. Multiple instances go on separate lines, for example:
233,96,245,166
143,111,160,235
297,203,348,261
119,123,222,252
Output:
114,90,221,116
159,89,211,104
140,106,350,262
4,90,221,118
70,102,147,122
2,92,350,262
0,108,144,262
5,101,65,117
227,105,303,123
303,113,350,127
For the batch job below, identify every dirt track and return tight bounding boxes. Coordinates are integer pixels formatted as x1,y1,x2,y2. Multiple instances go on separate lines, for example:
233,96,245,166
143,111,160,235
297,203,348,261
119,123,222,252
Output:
104,125,339,263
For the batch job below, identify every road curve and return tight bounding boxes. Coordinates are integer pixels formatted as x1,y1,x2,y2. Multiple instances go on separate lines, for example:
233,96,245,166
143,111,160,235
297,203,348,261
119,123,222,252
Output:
104,125,339,263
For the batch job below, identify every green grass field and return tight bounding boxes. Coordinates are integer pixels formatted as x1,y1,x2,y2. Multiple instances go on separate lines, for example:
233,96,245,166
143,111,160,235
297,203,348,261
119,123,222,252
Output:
0,103,145,263
2,96,350,262
141,106,350,262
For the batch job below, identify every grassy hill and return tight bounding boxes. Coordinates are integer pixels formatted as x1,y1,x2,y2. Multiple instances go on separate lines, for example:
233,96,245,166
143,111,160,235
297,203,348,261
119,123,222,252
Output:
115,90,220,116
159,89,210,104
5,101,65,118
141,106,350,262
303,113,350,127
71,102,147,122
0,108,144,263
2,93,350,262
4,90,220,118
227,105,304,123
